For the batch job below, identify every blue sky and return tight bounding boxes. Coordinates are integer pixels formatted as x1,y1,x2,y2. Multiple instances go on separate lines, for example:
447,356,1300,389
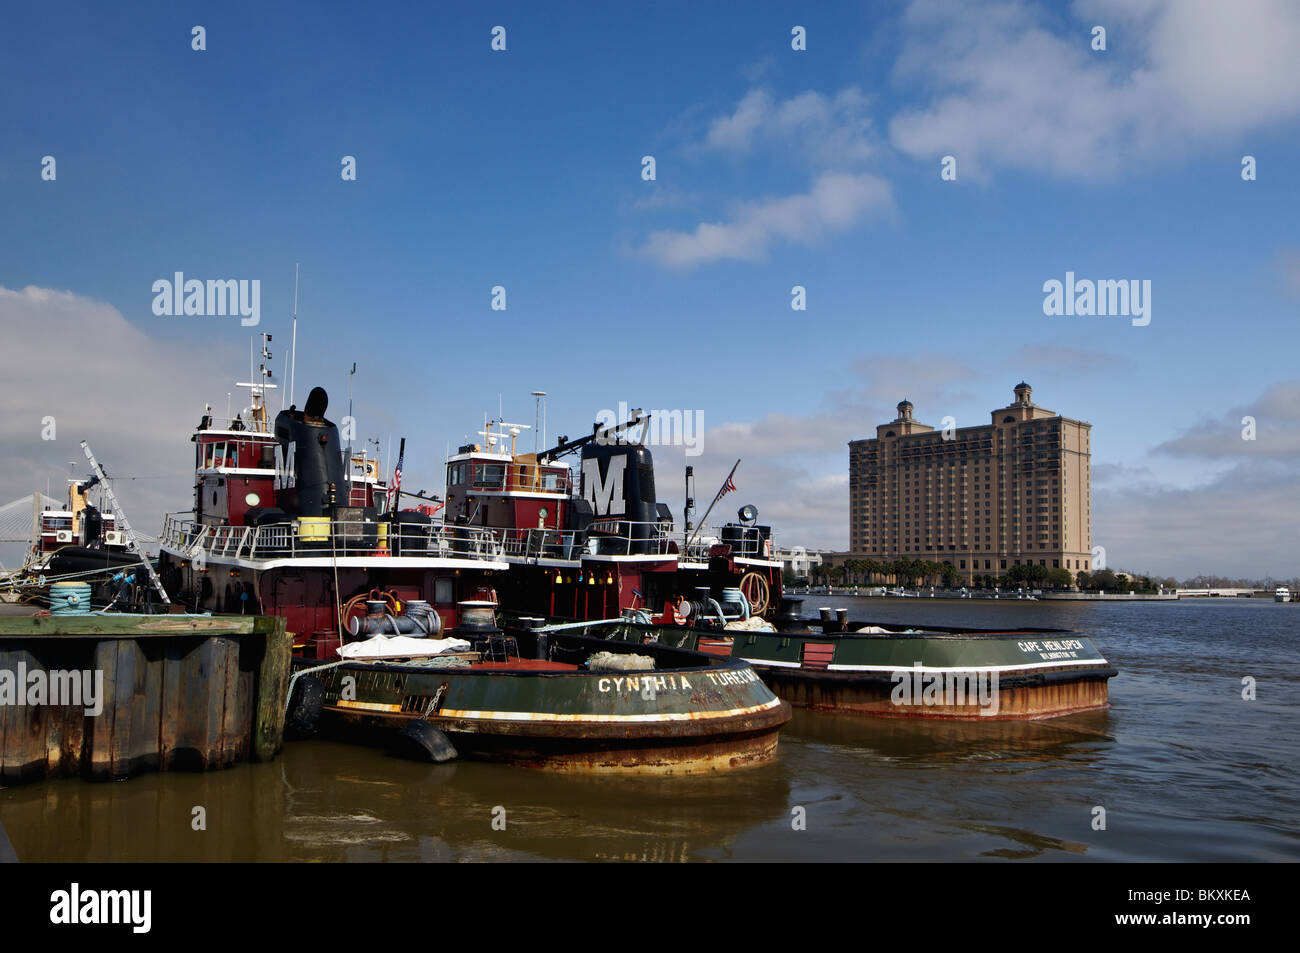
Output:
2,0,1298,578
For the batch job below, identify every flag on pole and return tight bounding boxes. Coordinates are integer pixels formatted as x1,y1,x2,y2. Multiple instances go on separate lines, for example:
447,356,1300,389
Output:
387,441,404,511
686,458,741,548
714,473,737,504
711,461,740,506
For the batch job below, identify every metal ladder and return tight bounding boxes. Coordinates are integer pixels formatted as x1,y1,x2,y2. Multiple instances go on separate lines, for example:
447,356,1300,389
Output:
80,440,171,605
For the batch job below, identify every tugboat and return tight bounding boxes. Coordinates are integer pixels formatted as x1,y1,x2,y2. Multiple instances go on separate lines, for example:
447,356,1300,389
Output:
2,444,169,611
157,335,510,653
442,411,786,634
652,596,1117,720
29,473,136,575
300,611,789,774
156,338,790,771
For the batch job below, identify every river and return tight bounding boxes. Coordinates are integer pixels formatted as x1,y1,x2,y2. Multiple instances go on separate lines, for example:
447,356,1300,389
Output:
2,598,1296,861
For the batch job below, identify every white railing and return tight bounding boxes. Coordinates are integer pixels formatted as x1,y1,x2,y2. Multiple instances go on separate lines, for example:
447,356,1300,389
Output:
493,520,677,559
582,519,678,556
160,514,505,562
158,514,775,564
684,525,775,560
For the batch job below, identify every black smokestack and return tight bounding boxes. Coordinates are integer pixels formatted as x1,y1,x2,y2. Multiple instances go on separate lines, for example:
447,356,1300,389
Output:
275,387,345,517
304,386,328,420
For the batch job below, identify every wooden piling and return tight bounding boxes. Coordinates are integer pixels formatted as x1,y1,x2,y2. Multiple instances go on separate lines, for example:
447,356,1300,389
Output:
0,613,290,785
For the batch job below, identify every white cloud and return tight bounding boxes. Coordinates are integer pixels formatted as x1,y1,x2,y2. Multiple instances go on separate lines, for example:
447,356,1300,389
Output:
889,0,1300,180
0,286,241,561
638,170,893,268
1095,461,1299,578
701,86,878,166
1152,381,1300,459
636,84,887,269
1007,344,1130,376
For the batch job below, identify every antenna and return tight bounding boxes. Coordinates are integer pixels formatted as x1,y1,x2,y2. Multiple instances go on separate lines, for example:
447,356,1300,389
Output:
345,361,357,503
235,332,277,431
289,263,299,407
531,391,547,453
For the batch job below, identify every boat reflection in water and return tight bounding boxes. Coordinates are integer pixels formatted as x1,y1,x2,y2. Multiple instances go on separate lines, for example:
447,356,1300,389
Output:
0,737,792,863
783,707,1114,766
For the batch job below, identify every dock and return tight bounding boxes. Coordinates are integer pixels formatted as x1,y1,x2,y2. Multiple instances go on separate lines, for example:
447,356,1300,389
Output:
0,611,291,784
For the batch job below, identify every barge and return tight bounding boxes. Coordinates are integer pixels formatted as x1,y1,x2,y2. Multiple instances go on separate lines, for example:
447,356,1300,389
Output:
631,598,1116,720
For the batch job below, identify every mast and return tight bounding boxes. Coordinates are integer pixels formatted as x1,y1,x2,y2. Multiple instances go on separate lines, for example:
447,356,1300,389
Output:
531,391,546,453
235,332,277,432
687,459,740,549
345,362,356,505
684,465,695,552
289,263,299,408
79,441,170,605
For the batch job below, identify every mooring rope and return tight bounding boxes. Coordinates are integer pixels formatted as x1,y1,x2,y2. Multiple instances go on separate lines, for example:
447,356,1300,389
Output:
283,660,351,715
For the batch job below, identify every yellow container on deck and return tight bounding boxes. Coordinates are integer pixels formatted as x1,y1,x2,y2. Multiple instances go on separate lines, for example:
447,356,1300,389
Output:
298,516,331,543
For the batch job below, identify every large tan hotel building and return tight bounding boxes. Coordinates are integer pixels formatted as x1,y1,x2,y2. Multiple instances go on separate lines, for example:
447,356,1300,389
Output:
847,383,1092,583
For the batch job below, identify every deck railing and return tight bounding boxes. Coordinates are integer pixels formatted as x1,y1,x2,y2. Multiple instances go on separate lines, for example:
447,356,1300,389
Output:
494,519,678,559
160,514,505,562
160,514,776,564
683,525,775,560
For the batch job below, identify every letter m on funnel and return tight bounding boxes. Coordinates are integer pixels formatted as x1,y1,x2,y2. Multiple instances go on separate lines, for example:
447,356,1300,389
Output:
582,456,625,516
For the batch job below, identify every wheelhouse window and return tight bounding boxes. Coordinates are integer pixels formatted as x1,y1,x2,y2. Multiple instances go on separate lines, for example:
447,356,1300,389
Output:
474,464,506,489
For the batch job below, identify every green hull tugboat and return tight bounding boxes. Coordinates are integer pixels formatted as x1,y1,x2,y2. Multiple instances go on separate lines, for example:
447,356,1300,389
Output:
584,600,1116,721
288,604,790,774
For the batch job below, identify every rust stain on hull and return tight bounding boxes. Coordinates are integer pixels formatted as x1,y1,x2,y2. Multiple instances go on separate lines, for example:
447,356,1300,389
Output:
324,699,791,775
760,669,1110,721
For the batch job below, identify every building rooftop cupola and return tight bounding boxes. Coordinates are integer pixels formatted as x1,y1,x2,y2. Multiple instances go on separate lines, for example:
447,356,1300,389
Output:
1013,382,1032,405
897,400,914,421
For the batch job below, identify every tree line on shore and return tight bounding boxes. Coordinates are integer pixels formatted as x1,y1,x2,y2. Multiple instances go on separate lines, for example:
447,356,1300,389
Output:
796,558,1179,593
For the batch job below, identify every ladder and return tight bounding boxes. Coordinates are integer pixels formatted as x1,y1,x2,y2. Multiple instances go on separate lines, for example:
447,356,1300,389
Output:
79,441,171,605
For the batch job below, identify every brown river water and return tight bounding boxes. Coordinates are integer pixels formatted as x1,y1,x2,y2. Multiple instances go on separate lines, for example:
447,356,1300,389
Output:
2,598,1297,862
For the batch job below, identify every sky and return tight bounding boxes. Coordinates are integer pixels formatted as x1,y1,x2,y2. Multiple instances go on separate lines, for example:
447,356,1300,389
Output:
1,0,1297,579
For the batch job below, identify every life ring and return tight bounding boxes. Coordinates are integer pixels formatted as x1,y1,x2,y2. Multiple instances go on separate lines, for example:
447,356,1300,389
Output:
739,571,770,616
671,596,689,626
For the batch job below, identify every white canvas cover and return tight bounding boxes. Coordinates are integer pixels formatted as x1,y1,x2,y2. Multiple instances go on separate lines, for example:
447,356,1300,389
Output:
337,635,472,659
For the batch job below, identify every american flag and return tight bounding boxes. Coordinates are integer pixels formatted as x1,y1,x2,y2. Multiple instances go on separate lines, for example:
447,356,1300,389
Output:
387,448,403,510
712,469,737,505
